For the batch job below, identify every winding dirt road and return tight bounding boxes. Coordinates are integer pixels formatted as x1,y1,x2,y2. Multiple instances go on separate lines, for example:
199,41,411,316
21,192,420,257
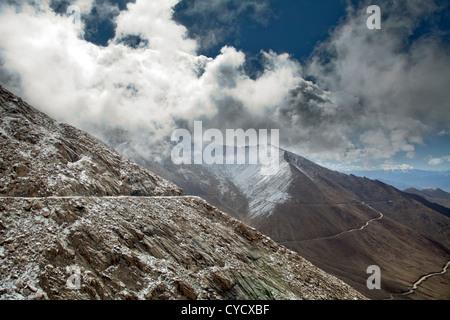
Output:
279,202,385,244
389,260,450,299
308,206,384,242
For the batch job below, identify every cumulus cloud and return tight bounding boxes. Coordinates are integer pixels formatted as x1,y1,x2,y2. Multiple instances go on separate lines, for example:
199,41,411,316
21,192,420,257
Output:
0,0,449,169
0,0,302,160
0,1,196,135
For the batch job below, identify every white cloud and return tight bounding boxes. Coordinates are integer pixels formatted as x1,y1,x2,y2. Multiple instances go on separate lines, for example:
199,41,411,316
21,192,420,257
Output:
428,156,450,165
223,50,302,114
114,0,197,54
0,0,448,169
306,0,450,164
73,0,94,13
0,0,303,160
0,1,199,139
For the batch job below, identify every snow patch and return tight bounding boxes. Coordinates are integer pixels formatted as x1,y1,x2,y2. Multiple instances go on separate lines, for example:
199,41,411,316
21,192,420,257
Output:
209,150,292,218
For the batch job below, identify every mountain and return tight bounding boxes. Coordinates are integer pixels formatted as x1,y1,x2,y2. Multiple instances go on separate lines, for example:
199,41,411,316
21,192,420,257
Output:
343,169,450,193
0,86,366,300
404,188,450,212
114,142,450,300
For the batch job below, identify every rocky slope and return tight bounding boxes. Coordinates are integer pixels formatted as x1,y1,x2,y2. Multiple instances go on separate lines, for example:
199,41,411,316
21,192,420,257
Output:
0,86,366,300
0,196,364,300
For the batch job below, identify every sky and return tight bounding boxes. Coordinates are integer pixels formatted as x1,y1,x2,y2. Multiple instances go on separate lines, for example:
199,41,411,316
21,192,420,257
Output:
0,0,449,172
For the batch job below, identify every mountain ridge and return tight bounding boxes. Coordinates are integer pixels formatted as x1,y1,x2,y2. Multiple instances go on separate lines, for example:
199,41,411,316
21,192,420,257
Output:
343,169,450,193
404,188,450,211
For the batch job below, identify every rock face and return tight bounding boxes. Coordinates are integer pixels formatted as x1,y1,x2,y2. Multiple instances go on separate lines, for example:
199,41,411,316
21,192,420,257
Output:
0,86,366,300
0,196,365,300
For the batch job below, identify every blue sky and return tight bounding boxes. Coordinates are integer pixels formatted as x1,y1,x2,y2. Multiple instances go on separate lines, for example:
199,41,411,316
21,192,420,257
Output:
174,0,348,60
0,0,449,172
240,0,346,59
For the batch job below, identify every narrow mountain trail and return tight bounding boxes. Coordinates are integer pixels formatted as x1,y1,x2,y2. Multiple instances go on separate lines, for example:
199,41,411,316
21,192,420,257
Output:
387,260,450,299
305,208,383,242
2,195,387,252
0,195,200,201
2,197,387,243
280,202,385,244
274,200,450,300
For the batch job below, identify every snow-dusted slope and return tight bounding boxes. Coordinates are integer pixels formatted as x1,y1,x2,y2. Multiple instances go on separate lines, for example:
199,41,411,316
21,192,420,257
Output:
0,196,366,300
212,149,293,218
162,146,320,219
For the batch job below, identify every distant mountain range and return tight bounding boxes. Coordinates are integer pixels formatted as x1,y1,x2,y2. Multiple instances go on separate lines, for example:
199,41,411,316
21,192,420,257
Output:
342,170,450,193
404,188,450,212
